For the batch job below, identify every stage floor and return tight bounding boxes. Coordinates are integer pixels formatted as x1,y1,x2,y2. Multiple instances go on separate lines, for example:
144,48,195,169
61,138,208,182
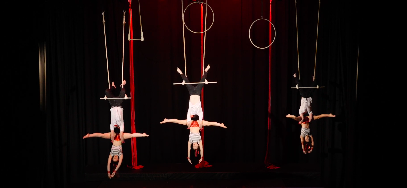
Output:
80,163,324,188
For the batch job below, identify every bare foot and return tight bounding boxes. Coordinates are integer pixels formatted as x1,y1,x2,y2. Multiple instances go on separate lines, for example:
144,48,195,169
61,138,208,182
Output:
83,133,90,139
205,64,210,72
177,67,183,74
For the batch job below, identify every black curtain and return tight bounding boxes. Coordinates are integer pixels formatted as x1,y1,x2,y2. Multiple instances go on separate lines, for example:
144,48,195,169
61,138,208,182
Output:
22,0,369,187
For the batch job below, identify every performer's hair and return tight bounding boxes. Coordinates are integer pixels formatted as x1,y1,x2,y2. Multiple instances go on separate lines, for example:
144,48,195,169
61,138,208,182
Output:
191,143,201,157
114,127,120,134
303,139,312,153
191,115,199,121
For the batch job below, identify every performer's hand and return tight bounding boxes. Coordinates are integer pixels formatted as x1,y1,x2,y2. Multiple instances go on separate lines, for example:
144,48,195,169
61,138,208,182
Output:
112,82,116,88
308,149,313,153
108,173,111,179
188,158,192,164
182,80,185,85
124,94,128,99
204,79,209,84
303,150,307,154
111,171,116,177
177,67,183,74
312,76,315,81
160,118,168,124
205,64,210,72
122,80,126,86
221,123,227,128
104,95,107,100
199,157,203,163
293,73,296,77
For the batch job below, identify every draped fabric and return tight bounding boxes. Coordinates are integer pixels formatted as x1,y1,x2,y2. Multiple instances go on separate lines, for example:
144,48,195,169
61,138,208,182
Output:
128,0,143,170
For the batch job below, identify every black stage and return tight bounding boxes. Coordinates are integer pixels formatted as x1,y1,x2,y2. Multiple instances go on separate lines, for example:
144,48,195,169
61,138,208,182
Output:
79,163,325,188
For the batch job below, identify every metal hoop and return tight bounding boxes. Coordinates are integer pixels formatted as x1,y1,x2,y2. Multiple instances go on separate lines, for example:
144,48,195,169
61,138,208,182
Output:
182,2,214,34
249,18,276,49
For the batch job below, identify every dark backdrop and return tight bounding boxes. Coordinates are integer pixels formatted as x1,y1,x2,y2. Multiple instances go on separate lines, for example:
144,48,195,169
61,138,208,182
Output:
13,0,372,187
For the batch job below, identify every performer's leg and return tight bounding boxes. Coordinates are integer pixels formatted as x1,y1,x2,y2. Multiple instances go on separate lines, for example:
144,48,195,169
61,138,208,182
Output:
195,71,208,92
180,73,195,95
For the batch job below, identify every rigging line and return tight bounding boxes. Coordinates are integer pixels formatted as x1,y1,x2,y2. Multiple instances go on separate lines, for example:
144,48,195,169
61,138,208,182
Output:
102,12,111,88
313,0,320,79
295,0,300,80
181,0,187,76
202,0,208,73
122,11,126,83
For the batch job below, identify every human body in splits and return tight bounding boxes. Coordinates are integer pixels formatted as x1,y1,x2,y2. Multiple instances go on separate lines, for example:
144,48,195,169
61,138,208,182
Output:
83,128,148,178
104,80,128,143
160,115,226,164
176,65,210,126
286,113,335,154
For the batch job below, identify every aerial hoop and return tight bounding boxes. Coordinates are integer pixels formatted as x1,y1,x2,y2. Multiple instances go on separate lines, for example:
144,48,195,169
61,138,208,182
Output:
249,18,276,49
182,1,214,34
291,84,324,89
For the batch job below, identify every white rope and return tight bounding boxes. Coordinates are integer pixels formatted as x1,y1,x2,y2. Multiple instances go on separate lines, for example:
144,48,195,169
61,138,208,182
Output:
295,0,300,80
181,0,212,77
102,12,110,89
295,0,321,80
122,11,126,84
202,0,208,72
313,0,320,79
181,0,187,76
128,0,144,41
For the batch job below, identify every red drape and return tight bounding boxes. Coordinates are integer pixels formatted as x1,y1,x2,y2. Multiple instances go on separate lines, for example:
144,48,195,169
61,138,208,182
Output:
129,0,143,169
195,3,211,169
265,0,279,170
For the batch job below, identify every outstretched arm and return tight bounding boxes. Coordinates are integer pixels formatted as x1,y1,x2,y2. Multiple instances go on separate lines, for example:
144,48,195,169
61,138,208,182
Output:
160,118,188,126
83,133,111,139
107,154,113,179
123,133,149,139
187,141,192,164
111,155,123,178
202,120,227,128
313,113,335,120
286,114,302,122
